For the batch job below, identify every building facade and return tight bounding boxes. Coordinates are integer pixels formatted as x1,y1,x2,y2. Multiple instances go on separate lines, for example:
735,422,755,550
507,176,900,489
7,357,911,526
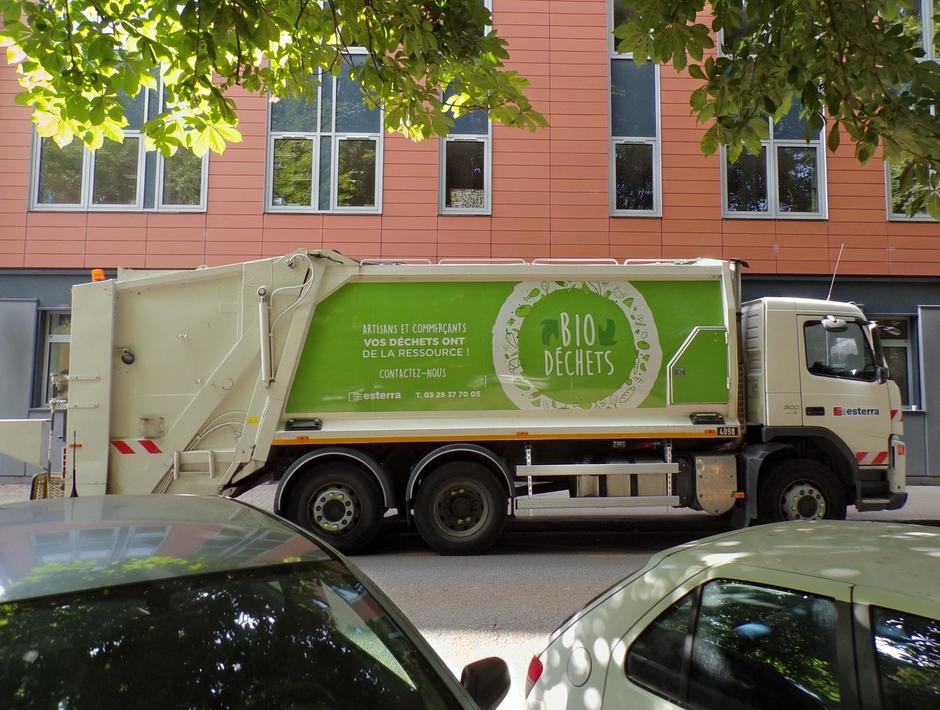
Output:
2,0,939,478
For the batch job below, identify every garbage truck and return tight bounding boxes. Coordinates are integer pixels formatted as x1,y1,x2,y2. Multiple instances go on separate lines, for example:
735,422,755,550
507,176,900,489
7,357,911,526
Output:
0,250,907,554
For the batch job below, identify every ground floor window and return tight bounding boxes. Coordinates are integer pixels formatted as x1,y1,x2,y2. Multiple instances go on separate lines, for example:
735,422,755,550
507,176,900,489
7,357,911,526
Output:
41,311,71,404
877,317,915,408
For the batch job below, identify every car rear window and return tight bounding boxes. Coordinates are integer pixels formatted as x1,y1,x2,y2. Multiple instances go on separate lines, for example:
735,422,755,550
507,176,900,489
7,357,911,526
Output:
0,560,458,709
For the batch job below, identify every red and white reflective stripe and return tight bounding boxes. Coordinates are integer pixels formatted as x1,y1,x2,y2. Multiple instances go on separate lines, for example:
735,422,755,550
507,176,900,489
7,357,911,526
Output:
891,409,900,421
111,439,163,455
855,450,889,465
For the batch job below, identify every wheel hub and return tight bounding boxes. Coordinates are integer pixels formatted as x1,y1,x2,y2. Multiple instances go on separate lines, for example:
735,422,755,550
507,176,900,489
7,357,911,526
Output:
435,485,487,536
311,485,358,532
782,482,827,520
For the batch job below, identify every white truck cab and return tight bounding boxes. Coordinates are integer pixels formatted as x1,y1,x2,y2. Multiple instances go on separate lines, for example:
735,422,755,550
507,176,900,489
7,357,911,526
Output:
743,297,906,519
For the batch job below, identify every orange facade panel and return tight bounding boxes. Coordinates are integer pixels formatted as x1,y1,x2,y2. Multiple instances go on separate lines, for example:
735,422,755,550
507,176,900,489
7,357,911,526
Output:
0,0,937,271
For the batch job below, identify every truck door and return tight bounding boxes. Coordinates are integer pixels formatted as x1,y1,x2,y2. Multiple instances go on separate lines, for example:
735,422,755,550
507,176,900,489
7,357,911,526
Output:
799,316,893,465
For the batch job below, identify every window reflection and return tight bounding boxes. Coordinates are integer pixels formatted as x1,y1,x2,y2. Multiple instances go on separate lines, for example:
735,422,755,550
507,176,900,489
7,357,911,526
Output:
688,580,840,709
0,562,456,709
873,607,940,710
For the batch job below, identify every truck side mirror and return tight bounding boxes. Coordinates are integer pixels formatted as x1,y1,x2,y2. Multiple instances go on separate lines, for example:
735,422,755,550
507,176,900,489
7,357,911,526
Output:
822,315,847,332
877,365,889,384
460,657,511,710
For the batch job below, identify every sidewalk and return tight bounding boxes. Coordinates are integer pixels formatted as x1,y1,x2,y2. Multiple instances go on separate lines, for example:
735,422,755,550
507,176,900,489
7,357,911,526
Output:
1,480,937,522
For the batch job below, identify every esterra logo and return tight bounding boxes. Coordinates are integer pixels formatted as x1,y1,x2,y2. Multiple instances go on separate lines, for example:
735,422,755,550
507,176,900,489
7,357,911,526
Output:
833,406,881,416
493,280,661,410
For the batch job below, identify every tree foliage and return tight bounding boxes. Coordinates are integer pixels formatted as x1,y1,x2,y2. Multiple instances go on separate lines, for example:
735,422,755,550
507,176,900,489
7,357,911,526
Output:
0,0,545,156
616,0,940,218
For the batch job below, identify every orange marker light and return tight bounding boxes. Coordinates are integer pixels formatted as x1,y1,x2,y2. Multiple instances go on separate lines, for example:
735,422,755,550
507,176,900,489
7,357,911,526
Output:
90,268,106,282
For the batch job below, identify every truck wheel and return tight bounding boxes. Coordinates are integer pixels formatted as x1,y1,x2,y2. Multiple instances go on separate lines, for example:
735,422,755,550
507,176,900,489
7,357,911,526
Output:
287,463,383,555
757,460,847,523
414,462,507,555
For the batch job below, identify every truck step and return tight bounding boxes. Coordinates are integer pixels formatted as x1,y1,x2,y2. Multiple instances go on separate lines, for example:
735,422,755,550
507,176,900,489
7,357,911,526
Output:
173,449,235,479
516,495,681,510
516,462,680,478
855,497,891,511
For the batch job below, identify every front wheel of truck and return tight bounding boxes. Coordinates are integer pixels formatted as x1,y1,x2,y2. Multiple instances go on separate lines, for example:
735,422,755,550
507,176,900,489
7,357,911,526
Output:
414,462,507,555
757,459,847,523
287,463,383,554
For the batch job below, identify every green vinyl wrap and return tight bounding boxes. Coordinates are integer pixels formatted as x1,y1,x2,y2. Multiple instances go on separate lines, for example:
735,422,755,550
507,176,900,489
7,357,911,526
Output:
284,278,728,414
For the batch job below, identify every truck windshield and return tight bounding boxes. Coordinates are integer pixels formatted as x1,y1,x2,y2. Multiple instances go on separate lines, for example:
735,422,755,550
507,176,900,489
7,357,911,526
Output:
804,321,877,381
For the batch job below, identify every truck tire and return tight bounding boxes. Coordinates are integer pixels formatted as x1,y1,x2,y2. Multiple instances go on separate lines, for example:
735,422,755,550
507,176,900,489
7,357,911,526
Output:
757,459,847,523
414,461,507,555
287,463,383,555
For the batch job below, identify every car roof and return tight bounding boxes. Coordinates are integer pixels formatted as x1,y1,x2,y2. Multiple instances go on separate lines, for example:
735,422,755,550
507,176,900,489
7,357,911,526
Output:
0,495,332,603
658,521,940,604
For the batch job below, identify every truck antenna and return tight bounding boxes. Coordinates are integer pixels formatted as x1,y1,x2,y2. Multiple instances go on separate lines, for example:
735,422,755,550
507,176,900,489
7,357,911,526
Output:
826,243,845,301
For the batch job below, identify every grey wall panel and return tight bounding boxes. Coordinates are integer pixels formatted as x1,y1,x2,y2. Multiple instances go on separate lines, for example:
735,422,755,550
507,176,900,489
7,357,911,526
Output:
0,299,38,477
743,275,940,315
902,410,927,478
0,271,90,307
917,306,940,477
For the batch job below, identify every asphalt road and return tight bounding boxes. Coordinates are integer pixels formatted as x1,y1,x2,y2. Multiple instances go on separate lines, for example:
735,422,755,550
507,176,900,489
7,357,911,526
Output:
356,513,729,709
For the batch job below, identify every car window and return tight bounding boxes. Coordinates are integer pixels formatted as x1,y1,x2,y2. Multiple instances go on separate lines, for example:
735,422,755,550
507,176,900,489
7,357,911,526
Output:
626,591,694,701
872,606,940,710
0,560,458,709
688,579,841,710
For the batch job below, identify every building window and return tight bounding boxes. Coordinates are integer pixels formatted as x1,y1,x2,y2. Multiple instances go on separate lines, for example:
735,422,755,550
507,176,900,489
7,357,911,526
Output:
267,54,383,212
41,311,70,405
439,1,491,215
610,0,661,216
722,101,827,218
877,317,915,407
440,92,490,214
886,0,938,221
30,83,207,212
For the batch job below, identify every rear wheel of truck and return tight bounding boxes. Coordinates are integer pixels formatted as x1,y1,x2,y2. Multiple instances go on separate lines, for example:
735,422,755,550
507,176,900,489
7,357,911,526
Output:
287,463,383,555
414,462,507,555
757,459,847,523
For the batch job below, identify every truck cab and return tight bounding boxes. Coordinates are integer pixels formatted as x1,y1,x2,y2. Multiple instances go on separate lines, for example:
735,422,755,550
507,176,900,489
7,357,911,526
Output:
742,297,906,518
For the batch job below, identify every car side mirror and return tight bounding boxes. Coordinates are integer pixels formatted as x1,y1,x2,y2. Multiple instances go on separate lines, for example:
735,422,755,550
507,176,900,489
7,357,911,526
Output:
460,657,510,710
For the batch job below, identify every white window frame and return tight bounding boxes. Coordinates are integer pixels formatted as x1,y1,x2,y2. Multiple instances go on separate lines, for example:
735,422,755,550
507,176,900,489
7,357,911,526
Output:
439,122,492,215
609,0,662,217
266,50,384,214
885,0,937,221
29,80,208,213
720,116,829,220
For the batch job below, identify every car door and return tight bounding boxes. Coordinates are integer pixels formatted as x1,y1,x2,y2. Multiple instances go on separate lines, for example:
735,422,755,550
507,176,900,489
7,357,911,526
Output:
799,316,893,465
603,566,858,710
851,586,940,710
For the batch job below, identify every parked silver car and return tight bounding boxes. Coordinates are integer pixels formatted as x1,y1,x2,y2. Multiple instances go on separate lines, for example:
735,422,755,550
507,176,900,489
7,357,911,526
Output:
0,495,509,709
526,521,940,709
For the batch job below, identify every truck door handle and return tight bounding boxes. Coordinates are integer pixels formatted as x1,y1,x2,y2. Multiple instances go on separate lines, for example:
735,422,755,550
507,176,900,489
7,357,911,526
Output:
806,407,825,416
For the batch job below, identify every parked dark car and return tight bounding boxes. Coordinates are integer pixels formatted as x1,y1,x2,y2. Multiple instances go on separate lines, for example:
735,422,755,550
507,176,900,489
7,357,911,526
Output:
0,495,509,709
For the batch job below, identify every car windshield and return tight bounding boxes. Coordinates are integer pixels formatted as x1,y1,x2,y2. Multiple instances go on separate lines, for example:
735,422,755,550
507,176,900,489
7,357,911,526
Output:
0,560,457,709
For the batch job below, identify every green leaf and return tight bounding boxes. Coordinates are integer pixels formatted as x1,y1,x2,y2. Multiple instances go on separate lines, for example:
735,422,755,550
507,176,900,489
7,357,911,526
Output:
827,122,840,153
